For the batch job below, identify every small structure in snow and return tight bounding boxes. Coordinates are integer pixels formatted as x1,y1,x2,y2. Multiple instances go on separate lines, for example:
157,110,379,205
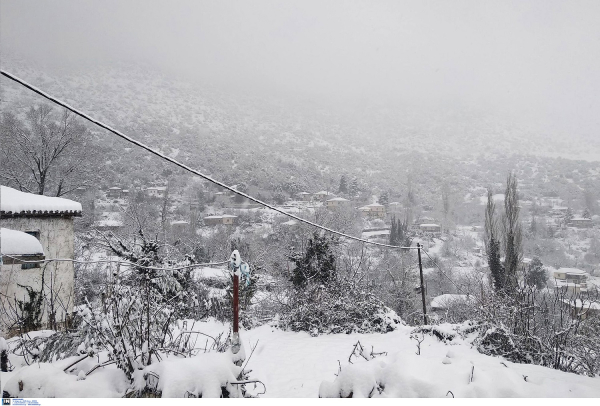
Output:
553,268,588,293
145,186,167,198
358,203,386,219
326,197,351,210
1,186,81,334
430,294,472,311
107,187,123,198
420,223,442,233
203,214,238,226
569,217,592,228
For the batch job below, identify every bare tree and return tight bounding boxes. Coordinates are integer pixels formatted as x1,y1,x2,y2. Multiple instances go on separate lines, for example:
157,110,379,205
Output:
0,104,90,196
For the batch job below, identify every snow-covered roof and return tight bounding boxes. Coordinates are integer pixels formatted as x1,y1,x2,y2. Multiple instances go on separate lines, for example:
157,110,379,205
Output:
327,197,349,202
170,220,189,225
1,186,82,217
366,203,384,207
297,192,311,195
314,191,333,195
571,217,591,221
420,223,441,228
281,220,298,226
562,299,600,311
1,228,44,256
146,186,167,191
430,294,471,309
108,187,122,190
204,215,238,219
557,268,587,276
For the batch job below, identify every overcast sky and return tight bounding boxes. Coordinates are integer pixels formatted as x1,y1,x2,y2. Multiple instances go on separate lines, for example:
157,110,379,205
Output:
2,0,600,133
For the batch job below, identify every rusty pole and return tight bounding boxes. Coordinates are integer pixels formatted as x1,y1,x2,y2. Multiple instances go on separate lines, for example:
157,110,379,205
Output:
230,250,241,355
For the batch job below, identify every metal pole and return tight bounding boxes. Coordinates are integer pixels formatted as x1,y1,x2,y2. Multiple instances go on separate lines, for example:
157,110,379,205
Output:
417,243,428,324
230,250,241,355
233,268,239,338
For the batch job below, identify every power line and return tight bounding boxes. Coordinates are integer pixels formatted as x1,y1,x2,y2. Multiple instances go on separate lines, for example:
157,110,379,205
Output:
1,69,415,250
1,254,228,271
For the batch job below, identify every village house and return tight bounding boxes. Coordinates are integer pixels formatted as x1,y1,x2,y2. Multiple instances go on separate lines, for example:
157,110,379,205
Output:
145,186,167,198
561,299,600,320
203,214,238,226
326,197,351,210
213,192,232,205
420,223,442,233
1,186,82,334
107,187,123,199
358,203,386,219
1,228,46,335
296,192,312,202
553,268,588,294
313,191,335,202
569,217,593,228
93,211,124,233
430,294,473,312
170,220,190,234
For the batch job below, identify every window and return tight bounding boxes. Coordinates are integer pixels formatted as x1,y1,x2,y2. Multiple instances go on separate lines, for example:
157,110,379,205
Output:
21,262,40,269
25,230,40,240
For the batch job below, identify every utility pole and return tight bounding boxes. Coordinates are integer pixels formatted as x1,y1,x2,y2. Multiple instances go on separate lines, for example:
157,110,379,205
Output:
417,243,428,324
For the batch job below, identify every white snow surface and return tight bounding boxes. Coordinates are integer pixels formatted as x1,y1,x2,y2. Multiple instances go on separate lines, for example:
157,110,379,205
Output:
1,186,82,214
3,319,600,398
0,228,44,255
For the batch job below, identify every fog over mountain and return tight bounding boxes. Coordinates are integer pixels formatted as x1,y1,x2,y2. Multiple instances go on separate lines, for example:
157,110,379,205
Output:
2,0,600,159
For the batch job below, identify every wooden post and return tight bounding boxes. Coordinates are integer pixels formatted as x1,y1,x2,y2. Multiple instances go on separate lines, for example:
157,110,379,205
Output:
417,243,428,324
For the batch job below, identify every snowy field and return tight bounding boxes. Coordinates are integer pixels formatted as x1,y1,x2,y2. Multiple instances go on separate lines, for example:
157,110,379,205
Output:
3,319,600,398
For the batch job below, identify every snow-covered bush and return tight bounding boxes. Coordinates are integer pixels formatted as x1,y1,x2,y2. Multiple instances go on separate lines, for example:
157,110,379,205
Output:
279,233,402,335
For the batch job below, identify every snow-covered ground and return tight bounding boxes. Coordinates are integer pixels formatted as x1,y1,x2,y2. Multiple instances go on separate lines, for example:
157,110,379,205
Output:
4,319,599,398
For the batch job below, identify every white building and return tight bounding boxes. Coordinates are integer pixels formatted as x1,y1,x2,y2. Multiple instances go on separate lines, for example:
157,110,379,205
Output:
145,186,167,198
325,197,351,209
1,186,82,335
358,203,386,219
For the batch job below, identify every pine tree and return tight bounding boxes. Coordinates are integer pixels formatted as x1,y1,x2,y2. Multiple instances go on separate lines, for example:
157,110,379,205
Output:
485,188,505,292
379,190,389,205
349,177,359,197
502,173,522,294
289,233,337,287
338,175,348,194
525,257,548,289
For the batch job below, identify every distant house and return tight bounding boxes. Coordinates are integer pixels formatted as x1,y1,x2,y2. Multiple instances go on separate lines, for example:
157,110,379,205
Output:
569,217,592,228
420,223,442,233
170,220,190,234
326,197,351,210
358,203,386,219
93,211,124,232
107,187,123,199
296,192,312,202
387,202,403,214
430,294,472,311
313,191,335,202
203,215,238,226
1,186,82,334
414,216,437,225
213,192,232,205
562,299,600,320
553,268,588,294
146,186,167,198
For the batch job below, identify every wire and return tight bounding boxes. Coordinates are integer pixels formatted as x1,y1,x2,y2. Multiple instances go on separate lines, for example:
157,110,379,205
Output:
0,69,415,250
1,254,228,271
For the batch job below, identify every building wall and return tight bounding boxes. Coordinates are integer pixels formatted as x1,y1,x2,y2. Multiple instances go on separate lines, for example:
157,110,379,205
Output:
0,216,75,331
